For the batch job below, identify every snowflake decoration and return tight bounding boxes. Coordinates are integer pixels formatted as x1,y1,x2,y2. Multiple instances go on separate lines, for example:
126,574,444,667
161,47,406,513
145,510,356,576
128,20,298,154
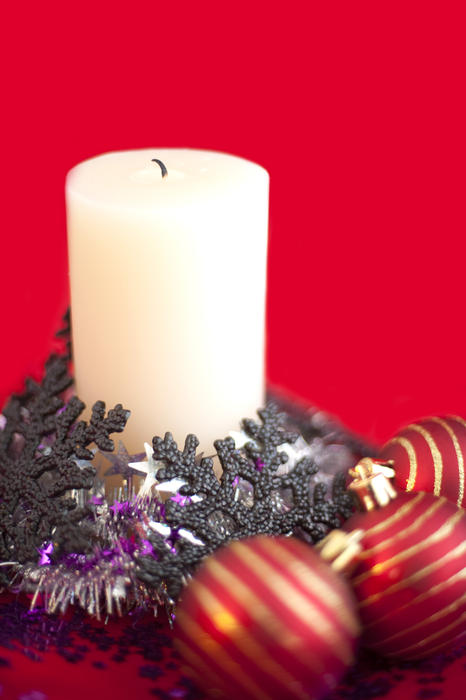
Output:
0,320,130,569
136,404,355,598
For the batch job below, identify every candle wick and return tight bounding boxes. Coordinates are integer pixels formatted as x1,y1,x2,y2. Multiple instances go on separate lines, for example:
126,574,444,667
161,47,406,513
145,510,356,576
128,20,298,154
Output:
151,159,168,178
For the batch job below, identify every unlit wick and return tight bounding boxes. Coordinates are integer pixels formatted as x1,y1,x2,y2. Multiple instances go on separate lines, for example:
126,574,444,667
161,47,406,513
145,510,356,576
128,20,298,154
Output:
151,158,168,178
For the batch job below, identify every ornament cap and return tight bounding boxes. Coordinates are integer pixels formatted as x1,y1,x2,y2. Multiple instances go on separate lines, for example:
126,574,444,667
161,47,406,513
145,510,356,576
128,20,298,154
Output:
348,457,397,511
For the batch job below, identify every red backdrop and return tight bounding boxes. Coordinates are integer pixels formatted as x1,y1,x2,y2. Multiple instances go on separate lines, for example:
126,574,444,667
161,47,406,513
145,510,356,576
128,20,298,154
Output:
1,1,465,445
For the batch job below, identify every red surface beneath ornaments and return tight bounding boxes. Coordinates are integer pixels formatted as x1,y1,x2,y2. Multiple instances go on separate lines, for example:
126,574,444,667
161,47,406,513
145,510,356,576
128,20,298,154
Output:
0,592,464,700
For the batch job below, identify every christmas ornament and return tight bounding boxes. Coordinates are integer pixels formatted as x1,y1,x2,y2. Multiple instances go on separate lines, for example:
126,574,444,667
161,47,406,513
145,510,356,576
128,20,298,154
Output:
175,535,361,700
344,458,466,660
379,416,466,507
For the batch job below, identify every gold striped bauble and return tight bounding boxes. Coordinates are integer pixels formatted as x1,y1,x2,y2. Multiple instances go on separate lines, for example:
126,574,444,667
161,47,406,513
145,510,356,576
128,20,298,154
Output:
175,536,360,700
379,416,466,508
344,491,466,659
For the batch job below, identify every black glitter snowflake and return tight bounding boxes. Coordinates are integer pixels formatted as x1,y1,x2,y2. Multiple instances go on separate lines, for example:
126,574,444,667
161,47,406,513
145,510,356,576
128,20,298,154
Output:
0,328,130,569
137,404,355,599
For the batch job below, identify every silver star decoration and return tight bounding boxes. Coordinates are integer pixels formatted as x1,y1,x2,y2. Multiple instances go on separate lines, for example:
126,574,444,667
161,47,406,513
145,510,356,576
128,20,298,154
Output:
74,447,97,470
102,441,145,478
229,430,315,474
229,430,257,449
128,442,162,498
277,435,317,473
178,528,204,546
129,443,203,503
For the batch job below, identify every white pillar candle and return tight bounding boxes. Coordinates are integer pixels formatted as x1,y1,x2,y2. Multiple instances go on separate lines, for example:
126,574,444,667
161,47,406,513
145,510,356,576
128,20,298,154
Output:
66,149,269,455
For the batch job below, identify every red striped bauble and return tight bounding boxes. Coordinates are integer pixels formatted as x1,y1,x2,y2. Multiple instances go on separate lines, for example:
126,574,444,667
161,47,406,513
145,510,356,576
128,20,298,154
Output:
379,416,466,508
344,491,466,660
175,536,360,700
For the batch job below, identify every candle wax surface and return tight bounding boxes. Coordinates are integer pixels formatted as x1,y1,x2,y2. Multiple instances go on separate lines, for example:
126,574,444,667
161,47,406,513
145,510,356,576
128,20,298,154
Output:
66,149,269,456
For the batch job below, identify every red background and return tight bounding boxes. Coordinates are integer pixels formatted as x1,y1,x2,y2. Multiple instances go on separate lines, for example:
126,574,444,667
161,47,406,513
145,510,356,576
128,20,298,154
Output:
1,1,466,445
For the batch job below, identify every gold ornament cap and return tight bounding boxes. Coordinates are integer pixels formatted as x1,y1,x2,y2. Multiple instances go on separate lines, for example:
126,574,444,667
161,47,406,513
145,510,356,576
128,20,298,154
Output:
348,457,397,511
